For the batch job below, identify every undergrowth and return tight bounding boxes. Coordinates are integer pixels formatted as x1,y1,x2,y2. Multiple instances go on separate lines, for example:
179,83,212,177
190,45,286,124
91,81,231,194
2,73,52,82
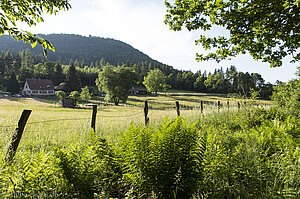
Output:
0,107,299,198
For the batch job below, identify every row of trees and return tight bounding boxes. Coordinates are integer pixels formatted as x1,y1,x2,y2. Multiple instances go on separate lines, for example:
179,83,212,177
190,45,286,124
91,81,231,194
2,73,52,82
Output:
0,49,274,102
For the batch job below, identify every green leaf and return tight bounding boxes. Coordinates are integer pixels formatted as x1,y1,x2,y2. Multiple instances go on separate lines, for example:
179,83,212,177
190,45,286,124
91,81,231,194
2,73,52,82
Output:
30,40,37,48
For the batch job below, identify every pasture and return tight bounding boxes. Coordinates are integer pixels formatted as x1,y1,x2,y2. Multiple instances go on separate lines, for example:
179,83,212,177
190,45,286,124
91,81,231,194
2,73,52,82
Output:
0,92,271,159
2,92,297,199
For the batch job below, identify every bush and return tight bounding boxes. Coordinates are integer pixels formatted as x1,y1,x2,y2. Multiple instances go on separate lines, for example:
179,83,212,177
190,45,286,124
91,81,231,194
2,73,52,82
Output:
272,67,300,118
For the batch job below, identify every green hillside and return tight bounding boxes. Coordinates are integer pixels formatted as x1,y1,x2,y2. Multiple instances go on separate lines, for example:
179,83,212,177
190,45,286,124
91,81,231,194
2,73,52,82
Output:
0,34,158,66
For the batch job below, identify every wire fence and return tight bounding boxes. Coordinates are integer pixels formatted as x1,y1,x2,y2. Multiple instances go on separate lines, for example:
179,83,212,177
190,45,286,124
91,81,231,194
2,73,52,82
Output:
0,100,271,130
0,100,273,161
0,111,145,131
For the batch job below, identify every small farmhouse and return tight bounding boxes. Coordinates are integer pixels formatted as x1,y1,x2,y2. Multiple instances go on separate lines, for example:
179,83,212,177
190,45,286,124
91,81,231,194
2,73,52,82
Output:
22,78,55,96
129,87,148,95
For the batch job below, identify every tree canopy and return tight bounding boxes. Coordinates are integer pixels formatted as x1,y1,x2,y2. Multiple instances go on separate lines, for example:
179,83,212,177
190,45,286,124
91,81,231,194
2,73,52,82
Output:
96,66,138,105
0,0,71,55
165,0,299,67
143,69,168,94
64,64,81,93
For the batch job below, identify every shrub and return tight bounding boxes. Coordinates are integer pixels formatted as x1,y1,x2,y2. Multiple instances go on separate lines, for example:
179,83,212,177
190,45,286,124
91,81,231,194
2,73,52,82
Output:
272,67,300,118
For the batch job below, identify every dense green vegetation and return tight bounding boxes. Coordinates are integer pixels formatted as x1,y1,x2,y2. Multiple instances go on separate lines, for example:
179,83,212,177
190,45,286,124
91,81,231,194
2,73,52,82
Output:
0,48,274,99
0,34,157,66
143,69,169,94
0,68,299,197
1,1,298,198
96,66,138,105
0,94,298,198
0,1,71,55
165,0,299,67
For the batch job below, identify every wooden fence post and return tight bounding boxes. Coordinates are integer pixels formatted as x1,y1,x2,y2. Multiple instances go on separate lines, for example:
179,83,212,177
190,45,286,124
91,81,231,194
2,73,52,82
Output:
238,102,241,110
5,109,32,162
175,101,180,116
227,101,230,112
144,101,149,126
91,105,97,132
201,101,204,114
217,101,220,113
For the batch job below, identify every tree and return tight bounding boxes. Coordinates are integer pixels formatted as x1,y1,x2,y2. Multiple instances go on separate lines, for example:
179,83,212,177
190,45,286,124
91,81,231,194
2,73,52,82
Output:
165,0,299,67
56,90,66,101
6,72,19,94
95,66,138,105
80,86,91,101
64,64,81,93
143,69,168,94
53,63,64,86
204,72,228,93
18,49,34,84
69,91,80,106
194,75,206,92
0,0,71,55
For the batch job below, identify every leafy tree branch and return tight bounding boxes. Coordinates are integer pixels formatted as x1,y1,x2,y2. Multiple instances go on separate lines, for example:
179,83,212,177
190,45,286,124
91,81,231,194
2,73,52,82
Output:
0,0,71,56
165,0,299,67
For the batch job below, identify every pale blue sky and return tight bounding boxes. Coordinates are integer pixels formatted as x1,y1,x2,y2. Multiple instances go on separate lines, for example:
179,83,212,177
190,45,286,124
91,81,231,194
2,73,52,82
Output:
19,0,298,83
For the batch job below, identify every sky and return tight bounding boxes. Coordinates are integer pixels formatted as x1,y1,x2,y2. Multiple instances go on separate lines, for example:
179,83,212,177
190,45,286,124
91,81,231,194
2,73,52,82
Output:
19,0,298,83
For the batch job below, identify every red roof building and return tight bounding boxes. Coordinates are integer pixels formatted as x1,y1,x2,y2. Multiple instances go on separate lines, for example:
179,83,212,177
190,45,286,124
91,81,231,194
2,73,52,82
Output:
22,78,55,96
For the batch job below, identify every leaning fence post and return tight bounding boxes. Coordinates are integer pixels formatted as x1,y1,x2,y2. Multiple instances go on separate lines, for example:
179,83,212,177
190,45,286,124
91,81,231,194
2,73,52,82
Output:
5,109,32,162
144,101,149,126
91,105,97,132
238,102,241,110
200,101,204,114
175,101,180,116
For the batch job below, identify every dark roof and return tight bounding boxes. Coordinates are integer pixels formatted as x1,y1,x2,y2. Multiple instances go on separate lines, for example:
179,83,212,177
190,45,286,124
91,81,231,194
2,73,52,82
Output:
25,79,54,90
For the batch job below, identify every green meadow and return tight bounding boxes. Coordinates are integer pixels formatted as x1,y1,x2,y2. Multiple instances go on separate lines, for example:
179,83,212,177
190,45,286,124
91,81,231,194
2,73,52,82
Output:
0,92,298,199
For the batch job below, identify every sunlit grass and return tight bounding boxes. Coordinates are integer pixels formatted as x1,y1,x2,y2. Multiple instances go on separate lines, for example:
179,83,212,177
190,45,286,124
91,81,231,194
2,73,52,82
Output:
0,93,272,159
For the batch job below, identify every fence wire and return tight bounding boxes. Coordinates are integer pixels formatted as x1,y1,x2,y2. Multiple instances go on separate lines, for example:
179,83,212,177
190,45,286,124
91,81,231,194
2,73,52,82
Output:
26,118,91,125
0,101,271,131
99,111,143,118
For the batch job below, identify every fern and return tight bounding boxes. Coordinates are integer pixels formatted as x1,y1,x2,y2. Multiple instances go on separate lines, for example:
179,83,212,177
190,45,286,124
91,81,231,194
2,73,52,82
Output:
120,117,207,199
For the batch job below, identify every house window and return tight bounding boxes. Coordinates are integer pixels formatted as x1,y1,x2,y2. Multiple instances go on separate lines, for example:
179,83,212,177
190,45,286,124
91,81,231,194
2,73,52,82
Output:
32,90,38,94
40,90,47,94
48,90,54,94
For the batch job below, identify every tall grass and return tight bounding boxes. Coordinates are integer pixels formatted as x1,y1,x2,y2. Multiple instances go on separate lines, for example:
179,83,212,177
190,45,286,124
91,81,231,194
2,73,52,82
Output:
0,97,298,198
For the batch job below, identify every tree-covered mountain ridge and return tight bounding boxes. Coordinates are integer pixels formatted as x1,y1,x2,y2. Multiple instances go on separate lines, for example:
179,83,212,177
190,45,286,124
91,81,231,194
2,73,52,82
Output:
0,33,159,66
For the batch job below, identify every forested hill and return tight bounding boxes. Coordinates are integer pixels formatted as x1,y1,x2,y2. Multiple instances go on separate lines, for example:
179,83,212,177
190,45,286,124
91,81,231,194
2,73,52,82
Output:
0,34,158,66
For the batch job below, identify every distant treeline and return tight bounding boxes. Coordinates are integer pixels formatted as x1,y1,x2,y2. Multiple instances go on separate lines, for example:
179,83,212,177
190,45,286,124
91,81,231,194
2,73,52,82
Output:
0,49,274,99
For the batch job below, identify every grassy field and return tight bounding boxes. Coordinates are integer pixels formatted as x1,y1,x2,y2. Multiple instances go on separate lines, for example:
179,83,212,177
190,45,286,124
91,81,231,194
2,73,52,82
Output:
1,92,299,198
0,91,271,158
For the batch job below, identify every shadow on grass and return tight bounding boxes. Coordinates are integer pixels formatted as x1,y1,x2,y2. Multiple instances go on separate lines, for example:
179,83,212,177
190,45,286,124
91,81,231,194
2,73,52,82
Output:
169,93,228,98
5,97,59,105
33,97,59,104
168,95,217,105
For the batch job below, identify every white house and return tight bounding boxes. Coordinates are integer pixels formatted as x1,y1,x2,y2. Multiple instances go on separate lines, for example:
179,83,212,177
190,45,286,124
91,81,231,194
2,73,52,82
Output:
22,78,55,96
